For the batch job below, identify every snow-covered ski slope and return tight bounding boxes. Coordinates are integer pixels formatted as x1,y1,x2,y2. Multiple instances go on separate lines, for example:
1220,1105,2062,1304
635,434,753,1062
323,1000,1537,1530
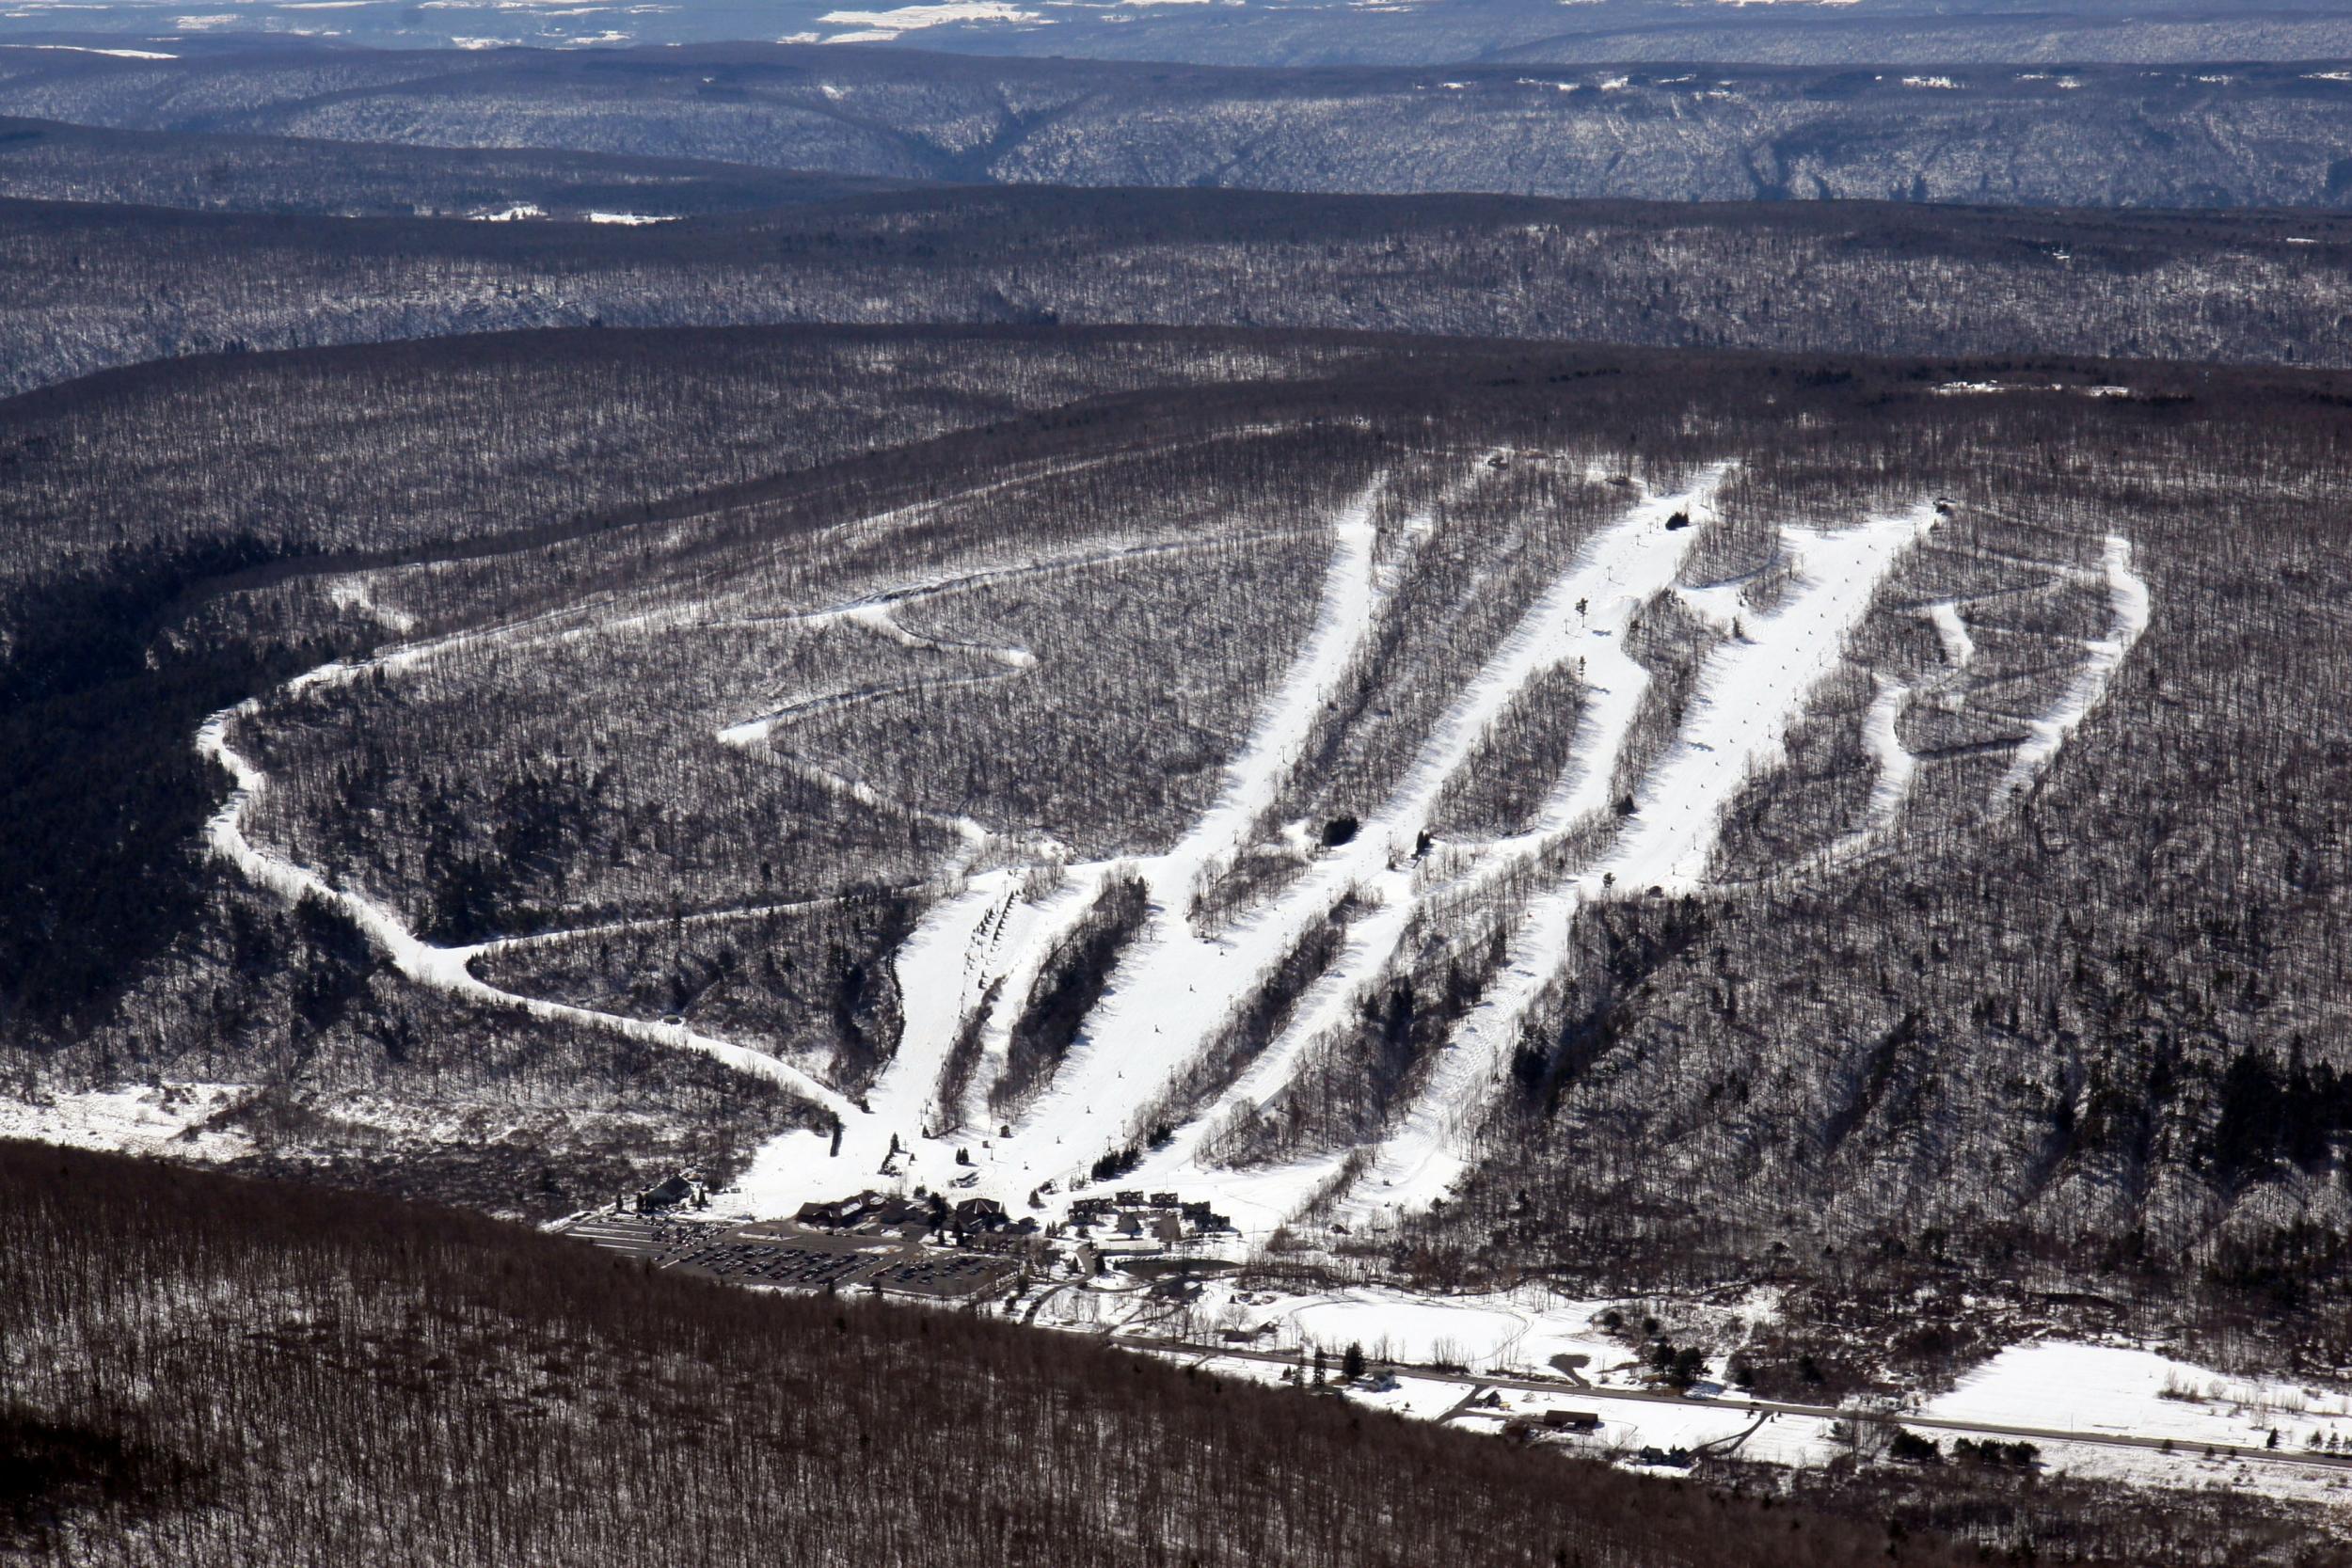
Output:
195,451,2152,1238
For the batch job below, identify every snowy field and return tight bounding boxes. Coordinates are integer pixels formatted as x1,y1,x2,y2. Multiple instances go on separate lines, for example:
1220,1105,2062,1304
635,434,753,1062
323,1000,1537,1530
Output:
1068,1268,2352,1499
0,1082,251,1162
1930,1342,2352,1454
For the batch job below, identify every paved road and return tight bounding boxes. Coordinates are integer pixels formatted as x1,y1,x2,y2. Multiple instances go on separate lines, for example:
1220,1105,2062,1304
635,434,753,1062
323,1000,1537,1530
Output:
1116,1334,2352,1475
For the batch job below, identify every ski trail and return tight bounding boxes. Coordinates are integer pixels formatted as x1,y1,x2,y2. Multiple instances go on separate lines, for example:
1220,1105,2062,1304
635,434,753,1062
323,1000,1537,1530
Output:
944,871,1110,1130
863,874,1021,1141
1855,675,1918,838
717,671,1021,744
479,890,908,958
1991,534,2151,803
849,604,1037,669
197,698,857,1126
1331,502,1939,1221
1040,467,1732,1204
1925,600,1978,668
710,531,1313,634
1177,486,1385,871
767,752,993,849
724,480,1388,1215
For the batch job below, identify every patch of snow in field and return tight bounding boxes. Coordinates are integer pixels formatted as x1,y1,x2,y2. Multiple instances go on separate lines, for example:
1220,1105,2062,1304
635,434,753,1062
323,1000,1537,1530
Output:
818,0,1041,27
326,576,417,632
2021,1430,2352,1505
1347,1371,1476,1420
1930,1342,2352,1450
0,40,178,55
0,1083,250,1161
1274,1286,1621,1372
1559,1396,1816,1461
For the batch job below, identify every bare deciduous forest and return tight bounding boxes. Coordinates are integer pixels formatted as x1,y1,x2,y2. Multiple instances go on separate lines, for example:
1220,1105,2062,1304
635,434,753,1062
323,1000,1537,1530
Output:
4,189,2352,397
8,28,2352,1563
2,1142,1983,1568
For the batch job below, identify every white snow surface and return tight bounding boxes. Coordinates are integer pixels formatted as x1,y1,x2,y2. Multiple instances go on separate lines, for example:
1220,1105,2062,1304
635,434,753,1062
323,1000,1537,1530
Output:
1928,1341,2352,1449
1991,534,2150,802
817,0,1040,27
0,1082,250,1161
0,40,178,55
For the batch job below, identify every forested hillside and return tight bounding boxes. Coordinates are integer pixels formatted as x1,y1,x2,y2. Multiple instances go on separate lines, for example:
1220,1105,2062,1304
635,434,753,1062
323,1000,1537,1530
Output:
0,1141,1964,1568
5,189,2351,397
5,46,2352,210
9,328,2350,1395
0,114,919,216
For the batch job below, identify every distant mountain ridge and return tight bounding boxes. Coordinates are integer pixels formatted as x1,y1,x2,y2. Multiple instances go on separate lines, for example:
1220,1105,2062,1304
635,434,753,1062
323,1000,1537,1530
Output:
4,45,2352,208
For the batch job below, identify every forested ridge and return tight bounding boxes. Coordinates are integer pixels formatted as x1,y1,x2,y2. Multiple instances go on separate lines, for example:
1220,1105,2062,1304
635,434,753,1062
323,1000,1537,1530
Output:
5,186,2352,397
6,44,2352,208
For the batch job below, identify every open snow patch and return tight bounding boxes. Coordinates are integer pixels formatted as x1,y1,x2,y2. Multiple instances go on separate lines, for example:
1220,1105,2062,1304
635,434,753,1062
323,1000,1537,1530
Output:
0,1083,252,1162
818,0,1041,27
1930,1342,2352,1451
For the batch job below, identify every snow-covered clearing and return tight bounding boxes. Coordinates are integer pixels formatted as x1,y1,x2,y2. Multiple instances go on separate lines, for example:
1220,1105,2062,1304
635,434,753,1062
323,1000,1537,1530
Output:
1924,597,1978,667
1929,1342,2352,1452
0,1081,250,1161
